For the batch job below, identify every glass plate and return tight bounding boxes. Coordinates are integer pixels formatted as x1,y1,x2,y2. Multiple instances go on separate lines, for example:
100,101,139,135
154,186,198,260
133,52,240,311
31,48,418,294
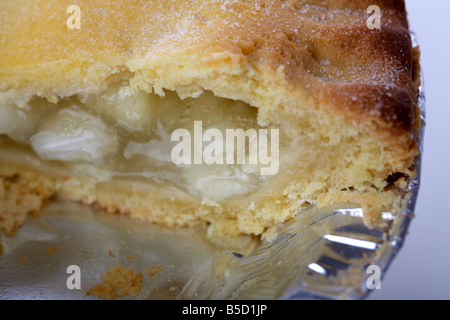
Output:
0,36,425,301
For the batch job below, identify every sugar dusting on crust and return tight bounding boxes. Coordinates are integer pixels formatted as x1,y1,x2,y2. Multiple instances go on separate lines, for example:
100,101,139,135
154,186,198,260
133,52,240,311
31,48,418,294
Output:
0,1,416,103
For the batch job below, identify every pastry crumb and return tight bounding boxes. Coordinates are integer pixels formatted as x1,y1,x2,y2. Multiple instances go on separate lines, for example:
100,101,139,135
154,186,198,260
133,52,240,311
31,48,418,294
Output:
44,245,58,257
86,264,143,300
126,252,140,262
145,264,164,278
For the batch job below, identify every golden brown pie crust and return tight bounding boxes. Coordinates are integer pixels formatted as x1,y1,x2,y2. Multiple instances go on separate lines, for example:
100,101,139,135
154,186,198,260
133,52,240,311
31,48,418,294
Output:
0,0,421,241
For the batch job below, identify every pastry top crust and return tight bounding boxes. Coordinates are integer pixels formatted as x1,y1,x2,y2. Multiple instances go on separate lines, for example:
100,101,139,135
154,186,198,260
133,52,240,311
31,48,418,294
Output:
0,0,420,158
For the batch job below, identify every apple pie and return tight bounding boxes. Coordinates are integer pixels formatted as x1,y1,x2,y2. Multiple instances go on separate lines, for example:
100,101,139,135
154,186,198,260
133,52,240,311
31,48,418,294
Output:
0,0,421,243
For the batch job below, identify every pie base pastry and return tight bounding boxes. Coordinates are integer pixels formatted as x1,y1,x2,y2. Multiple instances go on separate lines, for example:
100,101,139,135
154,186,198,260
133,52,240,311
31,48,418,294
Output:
0,0,421,244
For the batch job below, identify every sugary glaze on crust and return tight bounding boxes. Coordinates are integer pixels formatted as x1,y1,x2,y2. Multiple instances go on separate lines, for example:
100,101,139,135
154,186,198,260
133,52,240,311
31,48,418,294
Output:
0,0,420,144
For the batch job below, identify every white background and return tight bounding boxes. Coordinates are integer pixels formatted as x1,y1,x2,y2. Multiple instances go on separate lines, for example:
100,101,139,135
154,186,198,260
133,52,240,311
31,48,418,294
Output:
368,0,450,300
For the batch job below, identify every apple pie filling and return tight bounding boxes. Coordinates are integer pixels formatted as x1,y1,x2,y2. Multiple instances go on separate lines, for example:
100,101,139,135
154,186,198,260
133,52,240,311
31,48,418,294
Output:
0,83,285,202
